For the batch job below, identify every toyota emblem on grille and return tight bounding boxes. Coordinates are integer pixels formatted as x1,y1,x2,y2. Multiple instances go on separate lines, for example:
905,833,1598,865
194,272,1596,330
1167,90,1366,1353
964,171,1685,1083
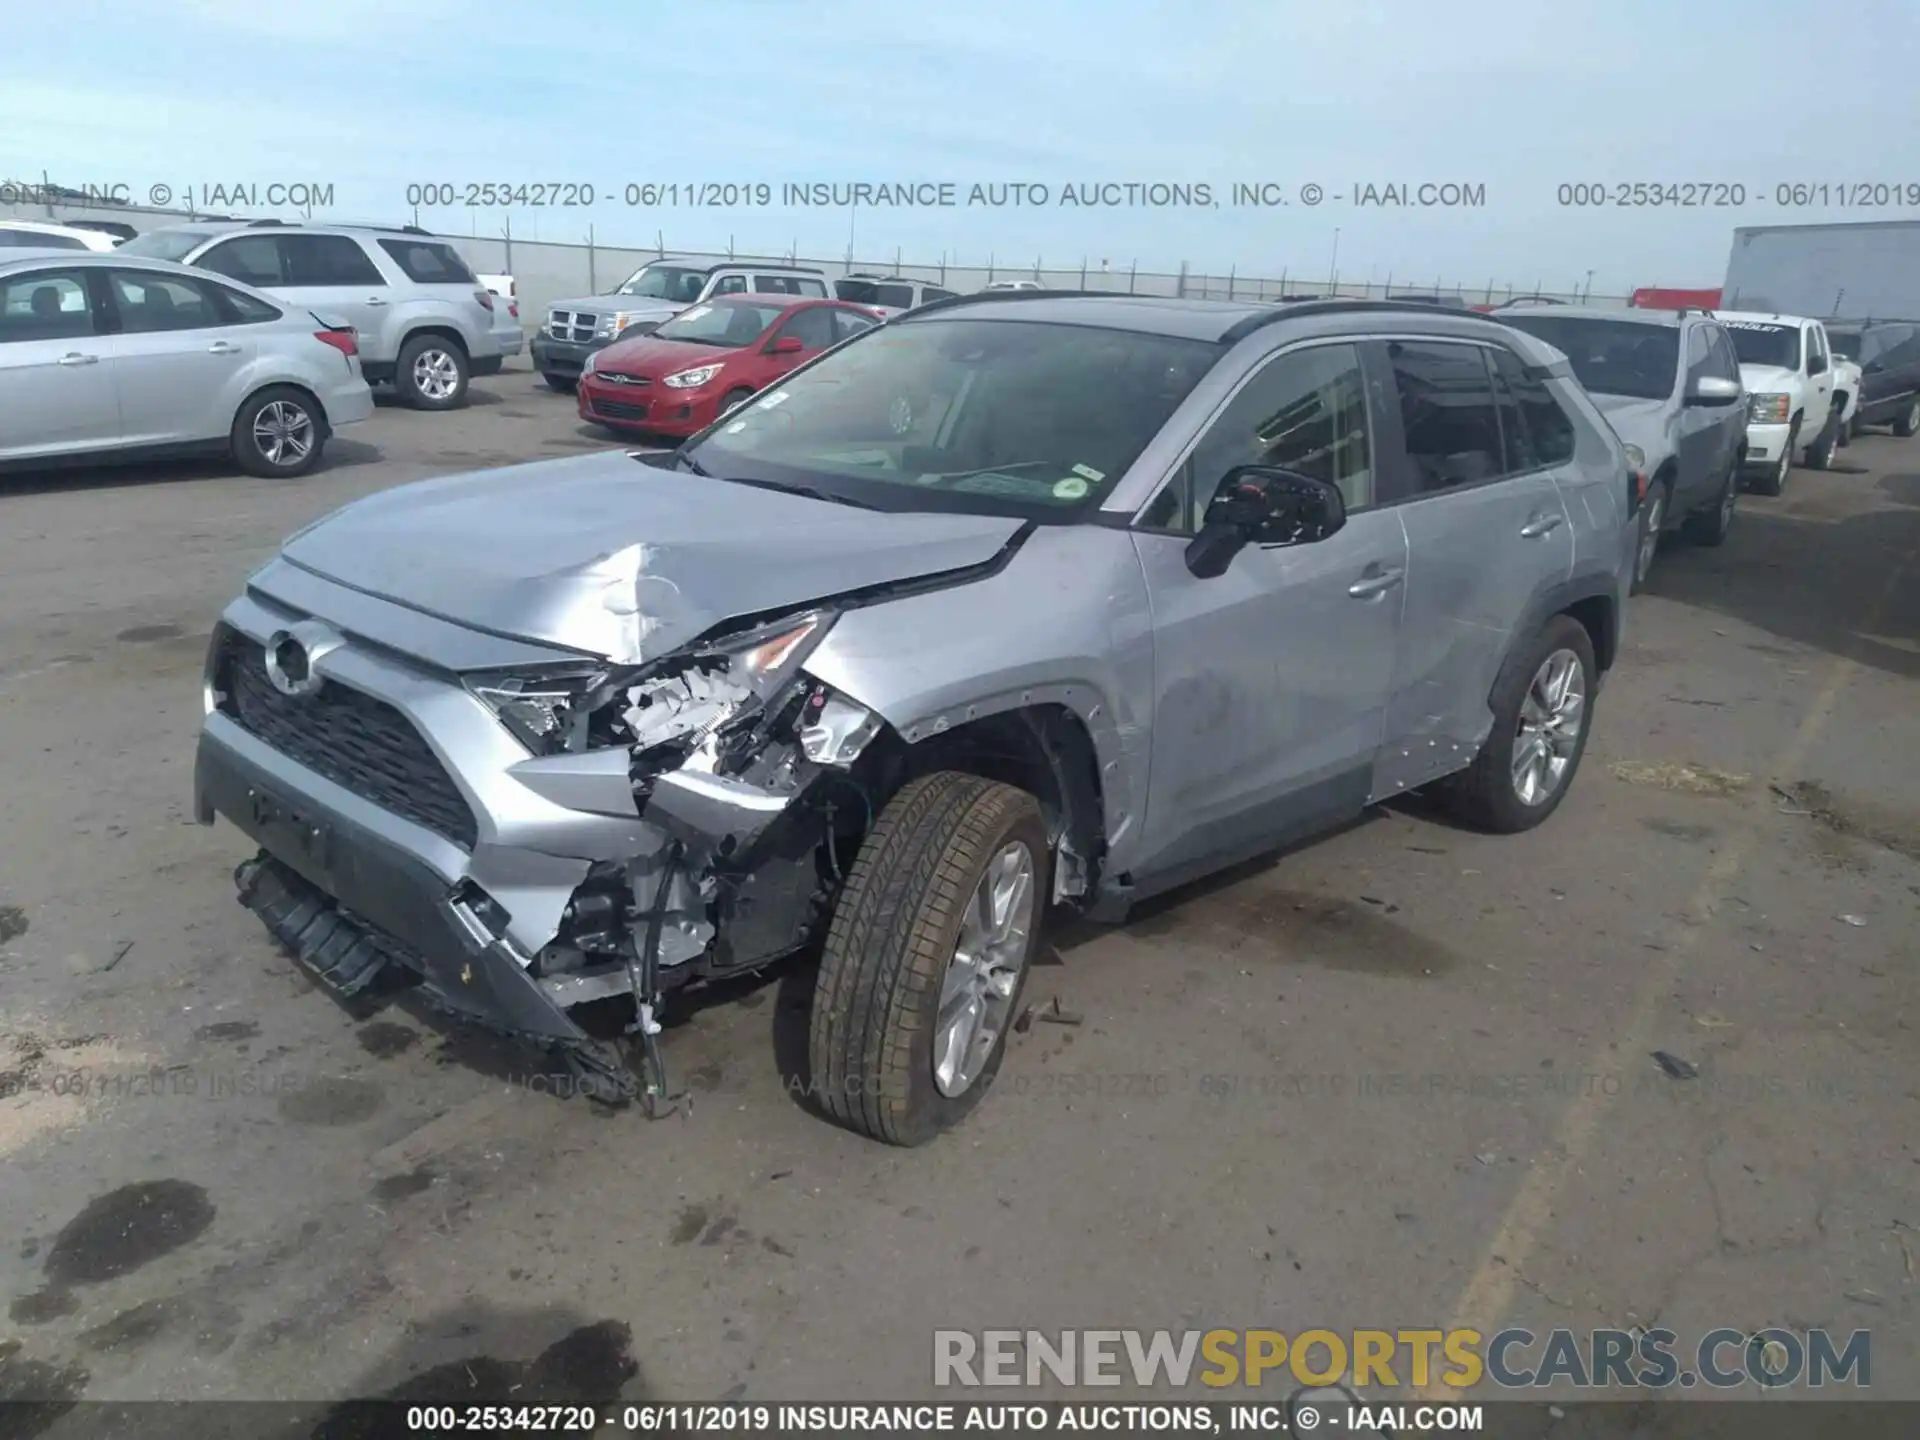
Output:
264,621,345,698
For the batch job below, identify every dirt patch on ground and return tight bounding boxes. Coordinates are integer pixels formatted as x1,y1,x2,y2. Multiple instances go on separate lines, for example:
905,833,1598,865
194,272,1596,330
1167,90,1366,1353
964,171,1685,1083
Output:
0,1031,153,1158
1774,780,1920,864
1610,761,1752,798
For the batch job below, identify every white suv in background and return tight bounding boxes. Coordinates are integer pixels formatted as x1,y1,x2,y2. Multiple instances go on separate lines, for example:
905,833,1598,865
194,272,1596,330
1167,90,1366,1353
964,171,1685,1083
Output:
0,220,120,252
832,274,959,317
1720,311,1839,495
118,221,519,409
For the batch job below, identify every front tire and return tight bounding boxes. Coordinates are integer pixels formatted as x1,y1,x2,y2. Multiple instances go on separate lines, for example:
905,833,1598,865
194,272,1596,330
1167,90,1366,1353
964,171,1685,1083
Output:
231,386,325,478
1631,479,1668,592
1682,458,1738,547
1805,409,1838,470
1750,419,1796,497
809,773,1049,1146
1437,615,1597,835
1895,398,1920,438
719,387,755,415
396,334,469,410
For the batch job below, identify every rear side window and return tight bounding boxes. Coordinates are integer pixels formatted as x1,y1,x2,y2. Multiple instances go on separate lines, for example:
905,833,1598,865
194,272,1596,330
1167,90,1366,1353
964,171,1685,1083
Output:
213,283,281,324
709,274,748,297
1385,341,1506,493
280,235,385,286
374,238,472,284
874,283,915,308
198,235,285,286
0,269,96,342
1489,346,1576,469
752,275,801,295
835,278,879,304
830,307,877,342
794,277,828,297
924,286,957,302
109,271,225,332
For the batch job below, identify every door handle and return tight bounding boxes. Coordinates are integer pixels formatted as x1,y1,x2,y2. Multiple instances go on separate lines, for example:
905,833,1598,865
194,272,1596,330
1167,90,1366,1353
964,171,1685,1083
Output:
57,352,98,366
1520,512,1564,538
1348,567,1404,599
364,297,389,306
207,340,241,355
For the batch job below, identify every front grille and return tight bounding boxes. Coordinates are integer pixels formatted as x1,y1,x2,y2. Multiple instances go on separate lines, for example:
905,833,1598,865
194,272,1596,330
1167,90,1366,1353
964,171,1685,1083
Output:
546,308,599,343
216,631,479,850
589,398,649,421
596,371,649,386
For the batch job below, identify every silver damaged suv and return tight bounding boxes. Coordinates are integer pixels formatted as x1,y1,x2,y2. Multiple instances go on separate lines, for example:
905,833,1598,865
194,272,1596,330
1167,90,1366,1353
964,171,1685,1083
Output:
194,295,1635,1145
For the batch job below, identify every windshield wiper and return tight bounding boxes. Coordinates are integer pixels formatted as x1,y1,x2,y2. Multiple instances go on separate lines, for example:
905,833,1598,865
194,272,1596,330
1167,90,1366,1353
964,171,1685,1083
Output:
673,450,711,476
718,475,879,510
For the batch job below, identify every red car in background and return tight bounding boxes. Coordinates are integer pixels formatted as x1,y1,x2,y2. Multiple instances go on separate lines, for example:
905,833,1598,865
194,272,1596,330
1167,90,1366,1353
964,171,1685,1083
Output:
577,294,882,439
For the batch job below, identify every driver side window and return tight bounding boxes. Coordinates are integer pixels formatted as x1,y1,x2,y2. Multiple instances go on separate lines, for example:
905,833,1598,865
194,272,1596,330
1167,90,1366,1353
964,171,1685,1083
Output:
1148,343,1372,532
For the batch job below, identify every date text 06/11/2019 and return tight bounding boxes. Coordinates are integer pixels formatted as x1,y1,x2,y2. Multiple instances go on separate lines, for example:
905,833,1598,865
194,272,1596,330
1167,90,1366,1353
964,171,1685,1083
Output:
1556,181,1920,207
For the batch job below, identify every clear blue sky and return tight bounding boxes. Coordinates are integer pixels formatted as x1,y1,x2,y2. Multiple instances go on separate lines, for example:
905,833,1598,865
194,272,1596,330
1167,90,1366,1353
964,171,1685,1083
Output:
5,0,1918,292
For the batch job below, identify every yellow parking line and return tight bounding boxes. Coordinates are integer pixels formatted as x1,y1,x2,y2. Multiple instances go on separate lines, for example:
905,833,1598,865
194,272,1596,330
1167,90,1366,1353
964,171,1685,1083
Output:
1420,532,1917,1401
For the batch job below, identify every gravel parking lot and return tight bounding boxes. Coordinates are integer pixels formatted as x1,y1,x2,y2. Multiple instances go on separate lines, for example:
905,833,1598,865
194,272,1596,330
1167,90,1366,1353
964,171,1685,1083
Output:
3,357,1917,1415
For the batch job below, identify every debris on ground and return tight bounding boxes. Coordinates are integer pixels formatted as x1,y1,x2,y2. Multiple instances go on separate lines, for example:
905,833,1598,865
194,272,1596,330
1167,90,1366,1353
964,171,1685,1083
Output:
1692,1013,1734,1030
1610,762,1751,797
1651,1051,1700,1080
0,905,27,946
1837,914,1867,928
1037,996,1083,1027
99,940,134,973
1013,1005,1035,1035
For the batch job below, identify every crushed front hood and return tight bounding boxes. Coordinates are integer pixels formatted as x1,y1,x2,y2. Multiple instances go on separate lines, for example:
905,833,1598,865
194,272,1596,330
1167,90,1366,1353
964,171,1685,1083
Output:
277,453,1024,664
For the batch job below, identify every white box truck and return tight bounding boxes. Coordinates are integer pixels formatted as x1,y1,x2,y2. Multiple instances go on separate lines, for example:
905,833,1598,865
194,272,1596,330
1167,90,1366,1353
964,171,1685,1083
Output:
1723,220,1920,321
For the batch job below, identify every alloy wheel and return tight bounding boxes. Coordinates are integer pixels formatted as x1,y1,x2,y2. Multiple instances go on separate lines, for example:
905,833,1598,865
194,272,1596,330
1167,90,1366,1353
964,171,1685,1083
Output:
1635,489,1665,585
1511,649,1585,806
413,349,460,401
253,401,314,468
932,841,1035,1097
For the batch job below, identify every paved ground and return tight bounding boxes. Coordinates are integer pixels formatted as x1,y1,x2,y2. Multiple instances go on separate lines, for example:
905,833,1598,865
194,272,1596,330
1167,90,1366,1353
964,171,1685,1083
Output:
2,362,1917,1423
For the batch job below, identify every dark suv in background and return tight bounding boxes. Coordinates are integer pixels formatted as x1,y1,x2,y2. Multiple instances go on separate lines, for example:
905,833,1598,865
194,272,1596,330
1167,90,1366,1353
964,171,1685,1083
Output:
1828,321,1920,438
1493,306,1747,590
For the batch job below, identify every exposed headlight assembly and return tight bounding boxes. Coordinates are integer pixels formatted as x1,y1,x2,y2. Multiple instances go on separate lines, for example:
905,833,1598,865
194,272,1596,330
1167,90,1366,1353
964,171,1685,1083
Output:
466,667,612,753
1749,392,1791,423
1621,442,1647,473
469,613,839,757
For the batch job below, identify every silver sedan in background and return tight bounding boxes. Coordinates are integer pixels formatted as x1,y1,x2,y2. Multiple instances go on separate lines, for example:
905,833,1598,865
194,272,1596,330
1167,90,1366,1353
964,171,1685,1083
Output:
0,250,373,477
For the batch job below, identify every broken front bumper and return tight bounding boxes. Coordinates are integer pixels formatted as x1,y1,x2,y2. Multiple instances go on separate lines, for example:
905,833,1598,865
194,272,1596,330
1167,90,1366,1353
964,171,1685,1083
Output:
195,723,591,1047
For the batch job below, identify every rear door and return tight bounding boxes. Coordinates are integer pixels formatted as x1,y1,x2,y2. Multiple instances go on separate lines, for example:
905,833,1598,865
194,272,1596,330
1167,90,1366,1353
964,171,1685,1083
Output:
1374,338,1574,792
0,266,121,459
374,236,496,353
1864,325,1919,416
99,269,256,444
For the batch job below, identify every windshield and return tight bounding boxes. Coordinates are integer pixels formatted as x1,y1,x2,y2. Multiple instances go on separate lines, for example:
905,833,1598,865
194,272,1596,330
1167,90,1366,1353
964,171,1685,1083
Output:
117,228,220,262
615,265,706,301
1496,316,1678,400
653,300,787,347
683,318,1222,520
1724,322,1799,369
1828,331,1862,361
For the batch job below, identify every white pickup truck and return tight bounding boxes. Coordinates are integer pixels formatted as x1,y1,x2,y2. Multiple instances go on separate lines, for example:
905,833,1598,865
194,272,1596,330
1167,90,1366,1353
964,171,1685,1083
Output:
1719,311,1840,495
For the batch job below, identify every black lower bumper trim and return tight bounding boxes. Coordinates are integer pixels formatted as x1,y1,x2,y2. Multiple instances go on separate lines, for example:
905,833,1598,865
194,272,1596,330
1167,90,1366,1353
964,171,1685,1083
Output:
236,853,390,996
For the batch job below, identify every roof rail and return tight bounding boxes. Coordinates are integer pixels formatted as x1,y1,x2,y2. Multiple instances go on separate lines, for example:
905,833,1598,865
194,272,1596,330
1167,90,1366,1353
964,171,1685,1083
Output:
901,288,1128,320
246,218,290,227
1216,297,1508,345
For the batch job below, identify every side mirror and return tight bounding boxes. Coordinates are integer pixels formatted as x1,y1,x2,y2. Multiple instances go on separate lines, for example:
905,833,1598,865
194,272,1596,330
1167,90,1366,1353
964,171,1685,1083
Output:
769,334,805,354
1184,466,1347,579
1807,355,1827,376
1686,375,1743,407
